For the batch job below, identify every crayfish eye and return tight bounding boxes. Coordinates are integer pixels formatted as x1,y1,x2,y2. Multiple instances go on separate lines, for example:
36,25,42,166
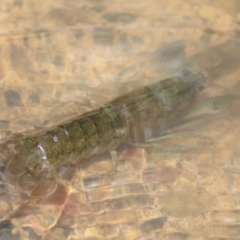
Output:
194,80,205,92
182,68,191,76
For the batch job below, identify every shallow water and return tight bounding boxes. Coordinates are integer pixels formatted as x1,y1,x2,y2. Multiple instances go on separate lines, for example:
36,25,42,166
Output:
1,0,240,239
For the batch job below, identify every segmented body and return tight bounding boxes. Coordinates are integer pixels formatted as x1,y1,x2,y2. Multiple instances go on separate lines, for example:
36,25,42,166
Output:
8,72,205,182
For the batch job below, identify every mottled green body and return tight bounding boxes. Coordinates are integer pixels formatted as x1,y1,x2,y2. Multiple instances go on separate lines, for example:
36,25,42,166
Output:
8,72,205,181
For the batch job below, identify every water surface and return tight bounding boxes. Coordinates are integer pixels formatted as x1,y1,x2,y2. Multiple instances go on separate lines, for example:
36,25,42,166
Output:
0,0,240,239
